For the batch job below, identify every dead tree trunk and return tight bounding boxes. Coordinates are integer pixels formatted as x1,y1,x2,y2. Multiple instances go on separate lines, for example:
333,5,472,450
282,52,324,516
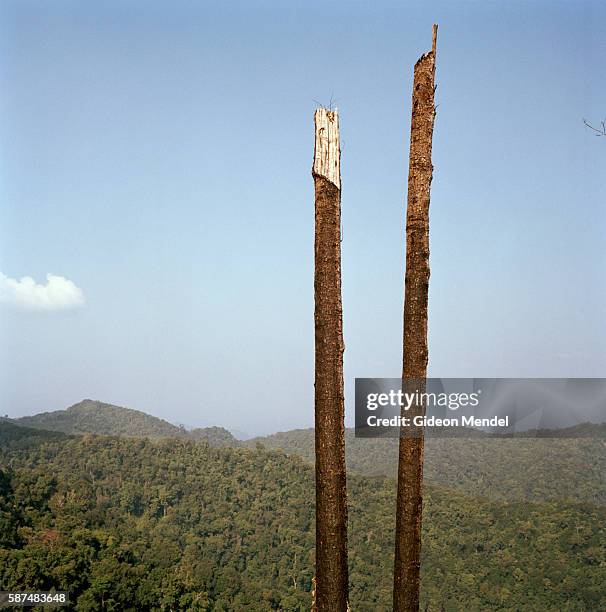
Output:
312,107,348,612
393,25,438,612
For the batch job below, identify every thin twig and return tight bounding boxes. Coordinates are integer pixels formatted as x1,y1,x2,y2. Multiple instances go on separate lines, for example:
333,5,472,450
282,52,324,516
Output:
583,118,606,136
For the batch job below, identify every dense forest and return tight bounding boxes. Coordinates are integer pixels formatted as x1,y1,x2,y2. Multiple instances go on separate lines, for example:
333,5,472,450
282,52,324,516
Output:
8,401,606,506
248,428,606,505
1,412,605,611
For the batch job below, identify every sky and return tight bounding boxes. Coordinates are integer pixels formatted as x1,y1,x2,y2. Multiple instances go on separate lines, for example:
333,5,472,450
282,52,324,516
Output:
0,0,604,436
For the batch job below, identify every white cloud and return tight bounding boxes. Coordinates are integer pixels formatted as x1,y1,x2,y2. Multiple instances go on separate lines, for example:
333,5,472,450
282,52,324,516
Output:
0,271,85,311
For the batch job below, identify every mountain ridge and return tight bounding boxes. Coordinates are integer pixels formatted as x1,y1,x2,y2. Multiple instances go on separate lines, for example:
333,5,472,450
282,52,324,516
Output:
10,399,238,447
6,401,606,504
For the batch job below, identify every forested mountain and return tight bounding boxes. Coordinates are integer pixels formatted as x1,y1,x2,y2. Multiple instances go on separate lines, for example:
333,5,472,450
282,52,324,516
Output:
7,401,606,505
188,427,239,447
249,427,606,505
0,420,71,447
12,400,182,438
0,422,604,611
10,400,238,447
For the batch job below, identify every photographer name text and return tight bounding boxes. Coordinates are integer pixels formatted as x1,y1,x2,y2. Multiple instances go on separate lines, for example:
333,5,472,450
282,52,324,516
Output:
366,415,509,428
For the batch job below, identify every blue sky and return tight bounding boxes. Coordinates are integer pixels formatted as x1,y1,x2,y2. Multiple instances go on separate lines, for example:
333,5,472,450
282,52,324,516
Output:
1,0,604,435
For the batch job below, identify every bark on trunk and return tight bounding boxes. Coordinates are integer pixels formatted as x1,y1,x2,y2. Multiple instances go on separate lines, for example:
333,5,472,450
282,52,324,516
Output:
313,107,348,612
393,25,438,612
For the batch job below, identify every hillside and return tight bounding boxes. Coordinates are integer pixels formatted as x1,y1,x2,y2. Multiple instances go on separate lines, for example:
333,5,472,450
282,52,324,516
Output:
0,419,70,447
249,427,606,505
11,400,239,446
189,426,239,447
0,422,604,610
8,402,606,506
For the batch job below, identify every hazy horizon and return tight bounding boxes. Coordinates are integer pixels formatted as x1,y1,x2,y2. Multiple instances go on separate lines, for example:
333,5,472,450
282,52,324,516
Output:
1,1,605,436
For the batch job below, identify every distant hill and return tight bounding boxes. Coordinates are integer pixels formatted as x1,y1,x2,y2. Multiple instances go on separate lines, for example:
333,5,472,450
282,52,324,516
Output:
0,419,69,448
249,426,606,505
8,402,605,505
189,426,239,447
11,400,239,447
14,400,184,438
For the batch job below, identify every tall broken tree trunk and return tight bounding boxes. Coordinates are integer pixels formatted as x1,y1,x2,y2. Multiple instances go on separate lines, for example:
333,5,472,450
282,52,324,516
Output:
312,107,348,612
393,25,438,612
